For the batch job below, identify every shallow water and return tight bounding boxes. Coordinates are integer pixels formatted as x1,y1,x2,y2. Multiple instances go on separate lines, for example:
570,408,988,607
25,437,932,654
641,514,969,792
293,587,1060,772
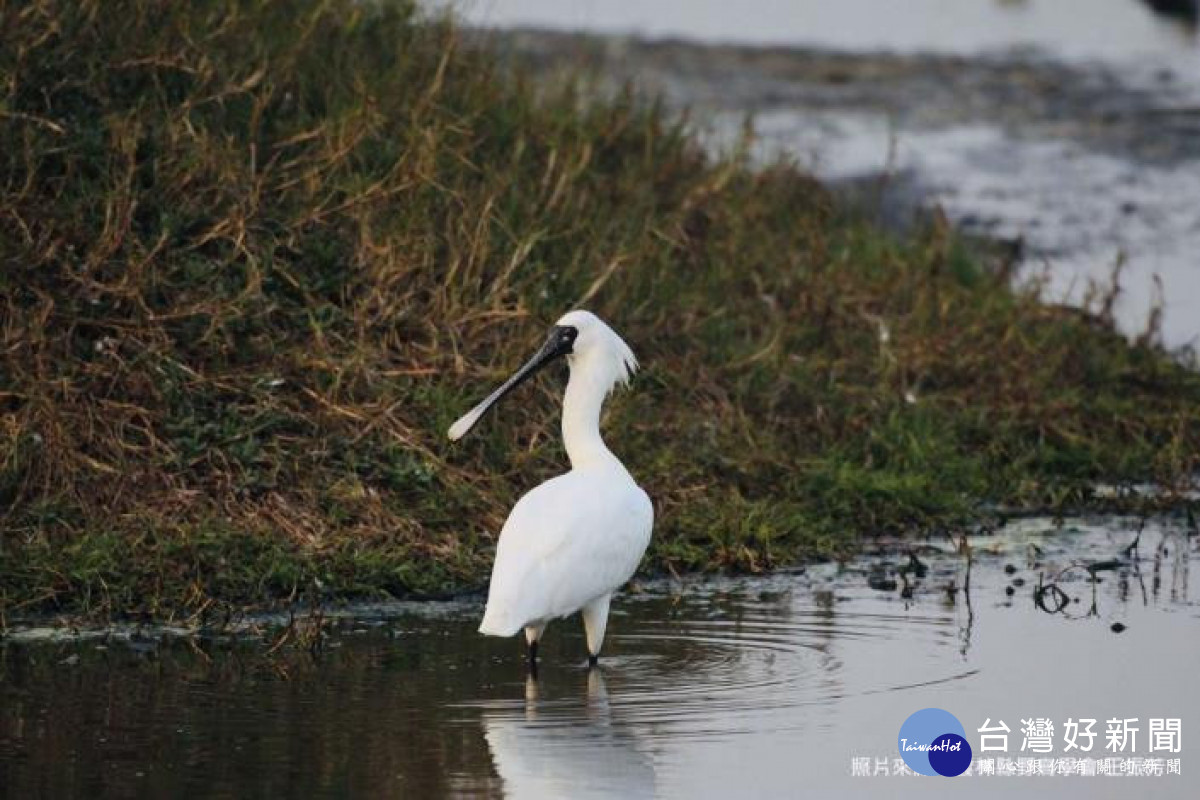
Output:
448,0,1200,62
2,517,1197,798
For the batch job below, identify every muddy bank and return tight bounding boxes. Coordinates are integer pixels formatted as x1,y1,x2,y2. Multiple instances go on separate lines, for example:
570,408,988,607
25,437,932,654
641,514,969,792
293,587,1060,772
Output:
496,31,1200,162
481,28,1200,353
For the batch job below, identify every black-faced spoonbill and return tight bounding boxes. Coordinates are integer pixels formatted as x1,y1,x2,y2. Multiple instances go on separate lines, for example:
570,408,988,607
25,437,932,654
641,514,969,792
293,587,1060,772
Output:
448,311,653,671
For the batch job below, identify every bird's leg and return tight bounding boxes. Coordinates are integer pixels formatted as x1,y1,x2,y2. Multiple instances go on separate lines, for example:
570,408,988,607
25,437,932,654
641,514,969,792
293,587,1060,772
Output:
524,623,545,678
581,593,612,668
527,640,539,679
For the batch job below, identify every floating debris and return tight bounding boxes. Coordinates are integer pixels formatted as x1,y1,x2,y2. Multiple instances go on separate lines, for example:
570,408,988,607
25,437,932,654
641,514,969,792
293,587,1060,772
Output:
901,552,928,579
867,572,898,592
1034,583,1070,613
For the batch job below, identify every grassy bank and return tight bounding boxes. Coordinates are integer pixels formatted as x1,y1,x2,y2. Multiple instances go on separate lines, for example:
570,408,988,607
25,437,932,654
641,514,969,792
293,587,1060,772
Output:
2,0,1198,622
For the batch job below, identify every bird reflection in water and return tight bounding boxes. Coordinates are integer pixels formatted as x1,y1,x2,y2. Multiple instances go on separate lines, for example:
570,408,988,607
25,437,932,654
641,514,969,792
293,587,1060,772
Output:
483,670,657,799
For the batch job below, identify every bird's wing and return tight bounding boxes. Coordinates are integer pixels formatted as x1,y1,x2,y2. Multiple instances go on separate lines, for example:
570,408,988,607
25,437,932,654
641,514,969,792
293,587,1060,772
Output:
480,470,652,634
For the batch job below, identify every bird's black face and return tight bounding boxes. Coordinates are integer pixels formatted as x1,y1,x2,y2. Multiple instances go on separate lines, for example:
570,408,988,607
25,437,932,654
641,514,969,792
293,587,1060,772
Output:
548,324,578,358
446,324,579,441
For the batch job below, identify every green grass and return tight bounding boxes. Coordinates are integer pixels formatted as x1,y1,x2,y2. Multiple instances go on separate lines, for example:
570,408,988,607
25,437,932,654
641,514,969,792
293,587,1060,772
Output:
2,0,1198,622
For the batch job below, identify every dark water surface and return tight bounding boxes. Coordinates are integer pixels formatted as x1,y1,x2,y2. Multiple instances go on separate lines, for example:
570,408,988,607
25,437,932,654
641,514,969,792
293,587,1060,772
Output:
2,517,1197,798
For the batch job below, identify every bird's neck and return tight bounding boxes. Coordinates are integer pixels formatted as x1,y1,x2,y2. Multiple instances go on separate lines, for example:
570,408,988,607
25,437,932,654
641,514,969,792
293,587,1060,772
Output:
562,357,619,470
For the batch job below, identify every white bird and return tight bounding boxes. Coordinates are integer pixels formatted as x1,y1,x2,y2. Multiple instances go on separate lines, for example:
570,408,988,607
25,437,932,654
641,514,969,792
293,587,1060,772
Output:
448,310,653,670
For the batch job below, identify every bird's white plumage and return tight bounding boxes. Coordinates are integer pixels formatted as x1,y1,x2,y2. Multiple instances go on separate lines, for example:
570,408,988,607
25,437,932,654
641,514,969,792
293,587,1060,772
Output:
478,467,652,636
450,310,652,658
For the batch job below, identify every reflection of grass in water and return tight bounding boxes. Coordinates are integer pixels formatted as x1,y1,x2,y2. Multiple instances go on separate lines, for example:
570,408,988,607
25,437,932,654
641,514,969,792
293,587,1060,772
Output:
2,0,1199,620
0,625,508,798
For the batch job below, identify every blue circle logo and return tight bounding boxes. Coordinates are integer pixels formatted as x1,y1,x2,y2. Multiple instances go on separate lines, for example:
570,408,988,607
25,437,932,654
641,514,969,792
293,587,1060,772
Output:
898,708,972,776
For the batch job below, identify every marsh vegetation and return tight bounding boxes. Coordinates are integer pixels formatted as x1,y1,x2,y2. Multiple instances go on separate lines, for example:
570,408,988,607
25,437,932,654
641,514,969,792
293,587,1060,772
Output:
2,0,1198,621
